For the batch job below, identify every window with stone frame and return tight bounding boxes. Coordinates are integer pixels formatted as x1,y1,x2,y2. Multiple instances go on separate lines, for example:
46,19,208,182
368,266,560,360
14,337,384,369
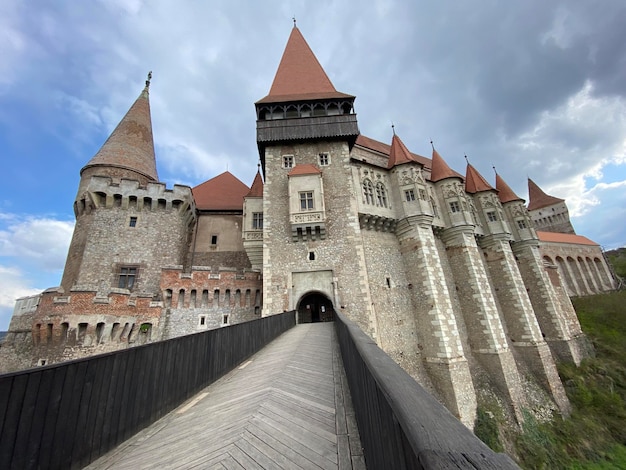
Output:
118,266,138,290
252,212,263,229
430,197,439,217
376,182,388,208
486,211,498,222
363,179,374,204
404,189,415,202
129,216,138,227
449,201,461,213
283,155,294,168
299,191,314,210
516,219,527,229
318,153,330,166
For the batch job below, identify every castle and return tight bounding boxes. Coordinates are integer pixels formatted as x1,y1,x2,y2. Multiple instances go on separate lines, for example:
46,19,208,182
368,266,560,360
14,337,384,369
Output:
0,26,616,426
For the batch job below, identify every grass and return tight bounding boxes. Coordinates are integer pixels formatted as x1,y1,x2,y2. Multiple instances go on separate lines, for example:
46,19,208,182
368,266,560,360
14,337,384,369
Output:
510,290,626,469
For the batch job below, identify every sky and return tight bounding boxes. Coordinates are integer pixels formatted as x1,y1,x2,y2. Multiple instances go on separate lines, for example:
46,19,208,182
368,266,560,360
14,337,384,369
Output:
1,0,625,331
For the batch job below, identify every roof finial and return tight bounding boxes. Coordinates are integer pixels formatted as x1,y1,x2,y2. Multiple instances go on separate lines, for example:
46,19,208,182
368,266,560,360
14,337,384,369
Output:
430,139,435,151
145,71,152,88
492,165,497,175
391,122,395,135
464,154,469,164
293,16,296,27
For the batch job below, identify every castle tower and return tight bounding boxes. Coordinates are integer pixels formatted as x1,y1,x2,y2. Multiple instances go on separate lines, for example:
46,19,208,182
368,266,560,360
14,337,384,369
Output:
389,135,477,425
255,26,376,332
242,169,264,270
433,150,525,420
498,175,588,364
527,178,575,234
471,167,570,413
59,76,195,309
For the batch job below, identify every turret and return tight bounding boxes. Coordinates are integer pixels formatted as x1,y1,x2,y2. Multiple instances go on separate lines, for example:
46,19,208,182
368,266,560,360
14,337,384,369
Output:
242,168,264,269
464,162,509,237
527,178,575,234
495,172,536,242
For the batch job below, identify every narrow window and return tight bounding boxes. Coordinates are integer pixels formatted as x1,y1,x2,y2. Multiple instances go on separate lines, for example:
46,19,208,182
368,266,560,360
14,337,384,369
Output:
363,180,374,205
376,183,388,207
449,201,461,213
404,189,415,202
283,155,294,168
319,153,329,166
300,192,314,210
308,251,315,261
517,219,527,229
252,212,263,229
211,235,218,245
386,277,391,288
222,314,229,325
129,216,137,227
118,267,137,290
430,198,439,217
418,189,427,200
486,211,498,222
199,316,206,326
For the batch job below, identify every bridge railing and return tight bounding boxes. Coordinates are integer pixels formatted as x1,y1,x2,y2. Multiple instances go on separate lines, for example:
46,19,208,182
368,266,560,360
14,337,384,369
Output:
334,310,520,469
0,311,295,470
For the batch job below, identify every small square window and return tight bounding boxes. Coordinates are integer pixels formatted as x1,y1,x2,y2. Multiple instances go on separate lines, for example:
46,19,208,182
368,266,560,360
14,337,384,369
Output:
300,192,314,210
319,153,329,166
129,216,137,227
283,155,294,168
517,219,527,229
449,201,461,213
487,211,498,222
118,267,137,290
404,189,415,202
211,235,218,245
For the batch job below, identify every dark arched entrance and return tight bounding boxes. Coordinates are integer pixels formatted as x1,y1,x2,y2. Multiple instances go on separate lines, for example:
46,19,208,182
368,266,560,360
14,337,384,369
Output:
297,292,335,323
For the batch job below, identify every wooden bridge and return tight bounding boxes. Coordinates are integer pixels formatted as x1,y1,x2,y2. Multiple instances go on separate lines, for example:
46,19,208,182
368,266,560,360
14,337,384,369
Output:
0,311,519,469
87,323,364,469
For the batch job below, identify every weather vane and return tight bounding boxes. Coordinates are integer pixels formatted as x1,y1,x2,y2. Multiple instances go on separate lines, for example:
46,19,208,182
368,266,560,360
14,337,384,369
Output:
293,16,296,27
146,71,152,88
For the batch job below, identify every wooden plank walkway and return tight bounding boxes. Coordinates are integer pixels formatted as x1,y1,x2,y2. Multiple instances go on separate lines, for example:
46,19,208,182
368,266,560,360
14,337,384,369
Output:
86,323,366,470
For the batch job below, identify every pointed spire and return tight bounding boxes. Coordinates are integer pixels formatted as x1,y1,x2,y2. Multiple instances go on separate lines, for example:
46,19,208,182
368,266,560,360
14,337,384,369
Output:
527,178,564,211
430,147,460,182
388,132,421,169
82,77,158,182
465,163,495,193
246,166,264,197
495,172,524,204
257,26,353,103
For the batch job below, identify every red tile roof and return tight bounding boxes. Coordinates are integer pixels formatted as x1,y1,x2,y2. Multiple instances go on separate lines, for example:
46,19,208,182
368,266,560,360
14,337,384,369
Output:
430,148,462,182
82,86,158,181
246,170,264,197
465,163,494,193
354,135,431,168
192,171,250,211
257,27,353,103
527,178,564,211
388,134,423,168
537,231,598,246
495,173,524,204
288,164,321,176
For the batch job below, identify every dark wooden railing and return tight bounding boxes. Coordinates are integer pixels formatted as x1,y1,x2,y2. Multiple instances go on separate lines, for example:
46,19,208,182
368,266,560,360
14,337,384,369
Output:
334,310,520,470
0,311,295,470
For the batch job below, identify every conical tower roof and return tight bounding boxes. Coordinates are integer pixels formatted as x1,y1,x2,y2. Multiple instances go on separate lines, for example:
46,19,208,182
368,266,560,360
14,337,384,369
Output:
257,26,353,104
430,148,461,182
246,168,264,197
82,80,158,182
465,163,495,193
527,178,564,211
387,133,422,169
495,173,524,204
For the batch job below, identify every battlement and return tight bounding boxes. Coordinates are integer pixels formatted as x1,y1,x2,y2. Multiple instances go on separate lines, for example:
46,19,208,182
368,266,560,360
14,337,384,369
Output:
74,175,195,217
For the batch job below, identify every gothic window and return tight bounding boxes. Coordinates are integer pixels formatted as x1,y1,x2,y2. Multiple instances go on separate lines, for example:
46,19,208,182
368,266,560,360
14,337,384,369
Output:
486,211,498,222
376,183,388,207
430,198,439,217
283,155,294,168
118,267,137,290
319,153,329,166
252,212,263,229
363,179,374,204
404,189,415,202
300,191,314,210
418,189,427,200
449,201,461,213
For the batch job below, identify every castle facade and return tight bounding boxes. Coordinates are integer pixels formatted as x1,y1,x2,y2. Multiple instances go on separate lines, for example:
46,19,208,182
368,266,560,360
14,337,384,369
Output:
1,26,616,426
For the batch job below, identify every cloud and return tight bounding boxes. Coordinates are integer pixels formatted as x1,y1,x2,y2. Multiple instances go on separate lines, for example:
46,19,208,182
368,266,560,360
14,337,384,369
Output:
0,214,73,271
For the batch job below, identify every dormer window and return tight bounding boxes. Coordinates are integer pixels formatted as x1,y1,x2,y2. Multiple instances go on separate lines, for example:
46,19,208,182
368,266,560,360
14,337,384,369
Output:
300,192,314,210
283,155,294,168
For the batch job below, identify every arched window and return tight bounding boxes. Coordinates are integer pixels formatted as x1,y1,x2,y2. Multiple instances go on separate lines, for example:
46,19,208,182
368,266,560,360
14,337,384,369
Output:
363,179,374,205
376,182,388,208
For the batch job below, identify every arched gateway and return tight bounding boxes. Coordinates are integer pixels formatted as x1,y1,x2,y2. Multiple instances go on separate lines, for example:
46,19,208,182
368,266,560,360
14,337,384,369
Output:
296,292,335,323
